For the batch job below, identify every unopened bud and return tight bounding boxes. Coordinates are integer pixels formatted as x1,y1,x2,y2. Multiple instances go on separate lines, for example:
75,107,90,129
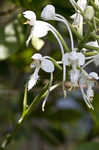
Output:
85,6,95,20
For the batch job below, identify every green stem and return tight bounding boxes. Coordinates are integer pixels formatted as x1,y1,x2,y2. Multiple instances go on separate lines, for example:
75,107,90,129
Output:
56,31,70,52
78,28,93,50
23,84,28,112
84,45,99,51
84,51,99,56
0,83,61,149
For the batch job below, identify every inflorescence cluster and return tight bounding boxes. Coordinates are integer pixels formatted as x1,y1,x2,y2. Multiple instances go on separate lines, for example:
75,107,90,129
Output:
23,0,99,111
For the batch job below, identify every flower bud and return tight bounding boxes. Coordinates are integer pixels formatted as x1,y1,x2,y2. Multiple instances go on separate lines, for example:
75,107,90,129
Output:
85,6,95,20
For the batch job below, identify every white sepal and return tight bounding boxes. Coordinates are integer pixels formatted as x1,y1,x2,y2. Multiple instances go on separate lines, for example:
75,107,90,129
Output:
32,53,42,60
62,53,70,66
28,68,39,91
76,52,85,66
23,10,36,20
41,59,54,73
41,4,55,20
69,69,80,86
32,21,49,38
77,0,87,11
89,72,99,80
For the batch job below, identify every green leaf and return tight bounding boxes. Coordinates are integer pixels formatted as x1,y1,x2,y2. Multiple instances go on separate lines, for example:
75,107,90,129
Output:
23,84,28,112
90,93,99,126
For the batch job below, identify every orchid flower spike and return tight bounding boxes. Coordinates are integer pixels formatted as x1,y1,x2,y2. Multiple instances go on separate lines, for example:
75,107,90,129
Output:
23,10,67,96
62,51,85,87
41,4,74,51
28,53,54,111
23,10,49,46
79,71,99,110
70,0,87,35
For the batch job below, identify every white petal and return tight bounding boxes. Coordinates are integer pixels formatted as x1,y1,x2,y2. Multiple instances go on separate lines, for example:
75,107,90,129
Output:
41,4,55,20
76,52,85,66
70,0,87,12
79,72,87,85
70,13,77,19
32,53,43,60
89,72,99,80
77,0,87,11
41,59,54,73
94,54,99,66
28,73,39,91
32,21,49,38
69,69,80,86
62,53,70,65
87,88,94,101
86,40,98,47
32,36,45,50
23,10,36,21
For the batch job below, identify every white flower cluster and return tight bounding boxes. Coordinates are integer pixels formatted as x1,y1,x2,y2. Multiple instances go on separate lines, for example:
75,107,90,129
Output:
23,0,99,110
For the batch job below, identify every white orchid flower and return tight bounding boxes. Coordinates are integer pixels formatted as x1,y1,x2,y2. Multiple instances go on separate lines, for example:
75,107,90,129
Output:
79,71,99,110
70,0,87,35
23,11,49,46
41,4,74,51
23,10,64,62
28,53,54,111
62,51,85,86
23,10,64,55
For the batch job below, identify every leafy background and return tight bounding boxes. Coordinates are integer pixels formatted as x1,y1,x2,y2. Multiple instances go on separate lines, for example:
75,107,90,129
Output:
0,0,99,150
